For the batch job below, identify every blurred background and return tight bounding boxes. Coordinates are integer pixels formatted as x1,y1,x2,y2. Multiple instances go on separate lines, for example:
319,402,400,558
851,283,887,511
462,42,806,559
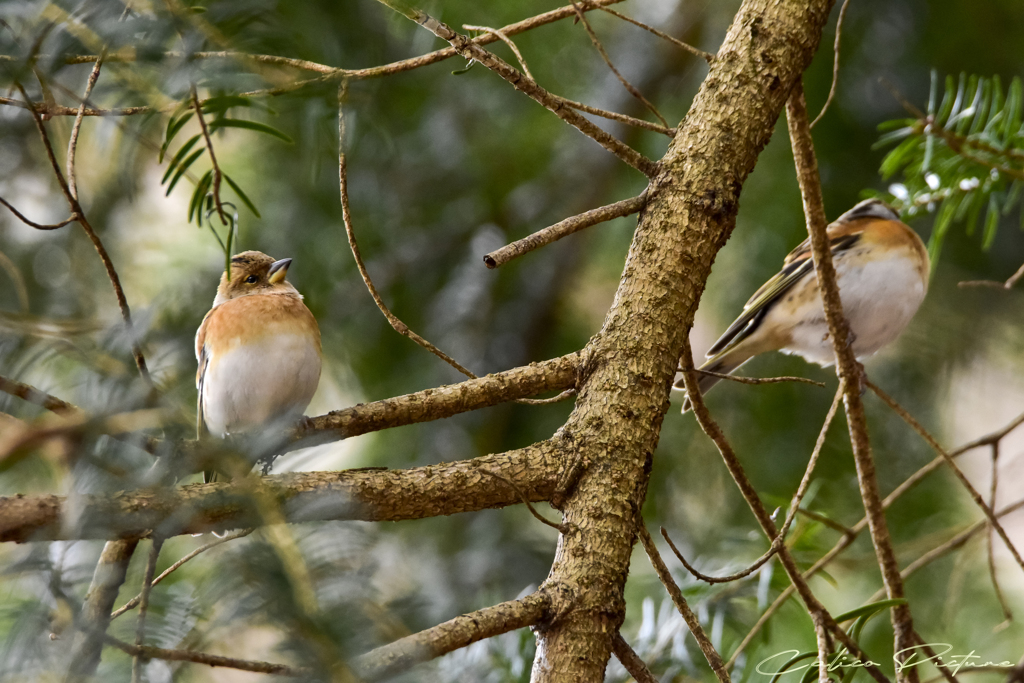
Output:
1,0,1023,680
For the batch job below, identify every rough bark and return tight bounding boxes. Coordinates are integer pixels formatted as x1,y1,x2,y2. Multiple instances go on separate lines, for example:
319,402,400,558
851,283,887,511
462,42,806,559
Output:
0,443,561,542
529,0,833,679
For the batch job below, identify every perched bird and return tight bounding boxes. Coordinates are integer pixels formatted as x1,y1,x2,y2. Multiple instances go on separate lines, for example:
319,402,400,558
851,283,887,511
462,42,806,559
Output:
196,251,322,480
676,198,928,410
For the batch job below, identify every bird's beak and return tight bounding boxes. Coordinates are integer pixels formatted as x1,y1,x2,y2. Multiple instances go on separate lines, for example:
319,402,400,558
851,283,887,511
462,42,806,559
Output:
268,258,292,284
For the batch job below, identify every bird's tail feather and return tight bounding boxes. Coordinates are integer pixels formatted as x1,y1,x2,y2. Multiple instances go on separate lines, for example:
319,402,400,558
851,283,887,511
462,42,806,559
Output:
676,348,754,413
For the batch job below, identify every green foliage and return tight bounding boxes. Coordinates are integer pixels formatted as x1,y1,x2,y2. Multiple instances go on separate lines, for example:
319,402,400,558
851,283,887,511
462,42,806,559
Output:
874,72,1024,264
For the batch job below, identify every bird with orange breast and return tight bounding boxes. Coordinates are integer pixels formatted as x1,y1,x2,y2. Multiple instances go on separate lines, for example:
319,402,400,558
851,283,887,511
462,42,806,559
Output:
677,198,929,411
196,251,322,480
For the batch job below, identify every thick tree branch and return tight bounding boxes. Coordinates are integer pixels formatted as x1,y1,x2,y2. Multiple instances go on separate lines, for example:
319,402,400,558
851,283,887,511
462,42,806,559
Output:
0,442,562,542
786,81,915,682
352,591,552,681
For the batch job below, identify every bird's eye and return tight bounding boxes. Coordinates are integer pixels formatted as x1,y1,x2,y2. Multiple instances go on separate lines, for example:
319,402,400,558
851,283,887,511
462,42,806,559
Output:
245,275,258,284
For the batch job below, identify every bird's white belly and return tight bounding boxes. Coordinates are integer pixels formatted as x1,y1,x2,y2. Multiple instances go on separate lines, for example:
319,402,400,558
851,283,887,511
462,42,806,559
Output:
202,332,321,436
777,254,926,366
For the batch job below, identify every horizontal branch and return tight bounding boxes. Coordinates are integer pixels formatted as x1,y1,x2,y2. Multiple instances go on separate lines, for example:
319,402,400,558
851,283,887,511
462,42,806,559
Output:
0,374,81,416
0,0,626,116
483,193,647,268
352,591,552,681
0,441,562,542
295,353,579,441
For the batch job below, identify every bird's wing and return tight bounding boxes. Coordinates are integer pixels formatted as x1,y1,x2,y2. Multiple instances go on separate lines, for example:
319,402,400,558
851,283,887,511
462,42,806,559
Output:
703,231,862,358
195,307,215,439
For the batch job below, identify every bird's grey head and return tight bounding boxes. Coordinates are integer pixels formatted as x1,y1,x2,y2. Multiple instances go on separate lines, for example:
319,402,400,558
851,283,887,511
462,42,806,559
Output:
837,198,901,223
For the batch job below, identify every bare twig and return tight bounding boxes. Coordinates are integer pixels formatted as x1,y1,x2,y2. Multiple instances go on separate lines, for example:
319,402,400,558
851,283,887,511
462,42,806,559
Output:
67,54,104,200
661,527,776,584
190,84,227,225
373,0,658,176
0,196,77,230
0,375,80,416
595,5,714,62
809,0,851,128
679,325,887,682
104,634,309,676
463,25,534,80
515,388,576,406
351,592,551,681
481,469,565,532
559,96,674,135
987,443,1014,623
0,250,29,312
866,379,1024,575
14,83,153,388
638,525,730,683
132,538,163,683
786,82,915,682
611,633,659,683
337,82,478,378
484,193,647,268
112,529,254,619
695,368,826,388
570,2,668,128
959,262,1024,290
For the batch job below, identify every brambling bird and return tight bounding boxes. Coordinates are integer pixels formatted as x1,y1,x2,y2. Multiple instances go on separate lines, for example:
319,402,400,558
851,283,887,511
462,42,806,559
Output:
676,198,928,411
196,251,322,480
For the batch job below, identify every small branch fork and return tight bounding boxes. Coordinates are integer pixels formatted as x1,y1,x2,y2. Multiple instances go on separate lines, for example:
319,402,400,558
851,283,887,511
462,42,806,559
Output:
372,0,658,176
728,409,1024,668
663,385,843,584
786,81,916,683
677,336,888,683
11,82,153,390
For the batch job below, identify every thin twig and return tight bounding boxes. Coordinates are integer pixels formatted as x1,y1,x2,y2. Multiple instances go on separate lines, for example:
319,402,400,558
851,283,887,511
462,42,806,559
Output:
0,375,80,416
104,634,309,676
987,442,1014,623
680,330,887,681
481,469,565,532
695,368,826,388
867,379,1024,575
959,262,1024,290
190,84,226,225
728,408,1024,668
611,633,659,683
131,538,163,683
14,83,153,388
786,82,915,682
660,385,841,584
463,25,534,80
373,0,658,176
0,196,77,230
809,0,851,128
595,5,714,62
559,96,674,135
484,192,647,268
337,82,476,378
570,2,668,128
514,388,576,406
111,529,254,620
67,53,104,200
638,525,730,683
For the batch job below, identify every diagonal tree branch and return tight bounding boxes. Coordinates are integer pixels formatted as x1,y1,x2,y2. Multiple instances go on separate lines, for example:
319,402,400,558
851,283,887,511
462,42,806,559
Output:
352,591,553,681
785,81,916,683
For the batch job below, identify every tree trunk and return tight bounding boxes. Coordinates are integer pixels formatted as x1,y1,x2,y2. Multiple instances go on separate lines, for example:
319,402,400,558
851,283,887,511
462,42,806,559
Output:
530,0,834,679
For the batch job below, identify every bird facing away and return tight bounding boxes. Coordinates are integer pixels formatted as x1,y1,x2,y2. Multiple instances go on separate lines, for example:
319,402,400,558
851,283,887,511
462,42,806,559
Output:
196,251,322,480
676,198,929,410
